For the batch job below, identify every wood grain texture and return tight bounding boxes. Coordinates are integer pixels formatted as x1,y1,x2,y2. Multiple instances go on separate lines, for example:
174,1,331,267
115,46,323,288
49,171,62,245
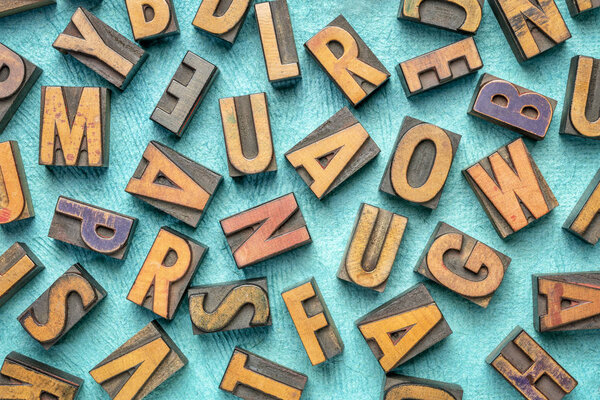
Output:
383,373,463,400
0,0,55,18
125,0,179,42
563,168,600,244
0,242,44,307
0,141,34,224
565,0,600,15
398,0,483,35
192,0,252,44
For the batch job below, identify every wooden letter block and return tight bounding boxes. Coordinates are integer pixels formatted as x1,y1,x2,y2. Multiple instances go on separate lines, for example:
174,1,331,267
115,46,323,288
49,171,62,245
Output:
126,141,222,227
337,203,407,292
151,51,218,137
469,74,556,141
0,242,44,307
53,8,148,90
39,86,111,167
488,0,570,62
255,0,301,85
0,43,42,133
379,117,461,209
463,138,558,238
563,169,600,244
533,272,600,332
188,277,271,334
560,56,600,140
0,352,82,399
0,141,34,224
220,92,277,177
566,0,600,15
356,283,452,372
486,327,577,400
285,107,379,199
90,320,187,400
415,222,511,307
125,0,179,42
383,374,463,400
398,0,483,35
282,278,343,366
192,0,251,44
397,37,482,97
220,193,311,268
220,347,307,400
18,263,106,349
0,0,55,18
48,196,137,260
304,15,390,107
127,227,207,320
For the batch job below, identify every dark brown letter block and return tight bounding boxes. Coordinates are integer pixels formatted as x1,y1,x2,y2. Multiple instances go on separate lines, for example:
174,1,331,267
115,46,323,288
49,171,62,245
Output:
0,0,55,18
188,277,271,334
563,169,600,244
220,193,311,268
383,374,463,400
379,117,461,209
488,0,570,62
151,51,218,137
285,107,379,199
126,141,222,227
128,227,207,320
533,272,600,332
397,37,482,97
282,278,344,366
220,92,277,177
463,138,558,238
0,141,34,224
125,0,179,42
486,327,577,400
398,0,483,35
48,196,137,260
560,56,600,140
0,43,42,133
39,86,111,167
337,203,407,293
304,15,390,107
90,320,187,400
17,263,106,350
53,8,148,90
415,222,511,308
0,242,44,307
192,0,252,44
566,0,600,15
220,347,307,400
0,352,82,399
356,283,452,372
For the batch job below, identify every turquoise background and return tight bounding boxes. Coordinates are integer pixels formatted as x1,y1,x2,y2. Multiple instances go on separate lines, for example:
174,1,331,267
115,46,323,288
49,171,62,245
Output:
0,0,599,398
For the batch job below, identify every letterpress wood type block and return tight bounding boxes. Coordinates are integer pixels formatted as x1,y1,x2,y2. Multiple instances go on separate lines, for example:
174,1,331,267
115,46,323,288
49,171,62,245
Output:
0,352,82,399
398,0,483,35
563,169,600,244
126,141,222,227
125,0,179,42
90,320,187,400
151,51,217,137
192,0,252,44
39,86,111,167
0,0,55,18
383,374,463,400
48,196,137,260
415,222,511,307
379,117,461,209
220,92,276,177
560,56,600,140
255,0,301,85
53,8,148,90
337,203,407,293
0,141,34,224
304,15,390,107
488,0,570,62
463,139,557,239
188,277,271,334
17,263,106,349
285,107,379,199
566,0,600,15
220,347,307,400
397,37,482,97
533,272,600,332
220,193,311,268
0,242,44,307
486,327,577,399
128,227,207,320
468,74,556,141
356,283,452,372
0,43,42,133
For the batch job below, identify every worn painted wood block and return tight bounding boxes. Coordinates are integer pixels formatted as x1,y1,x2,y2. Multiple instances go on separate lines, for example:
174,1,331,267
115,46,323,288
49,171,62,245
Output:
398,0,483,35
0,242,44,307
383,373,463,399
0,0,55,18
192,0,252,44
563,168,600,245
0,141,34,224
125,0,179,42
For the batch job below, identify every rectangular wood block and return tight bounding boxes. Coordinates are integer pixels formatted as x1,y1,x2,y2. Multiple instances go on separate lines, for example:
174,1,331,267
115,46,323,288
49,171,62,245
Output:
0,141,34,224
563,168,600,244
398,0,483,35
565,0,600,15
192,0,252,44
383,374,463,400
125,0,179,42
0,242,44,307
0,0,55,18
